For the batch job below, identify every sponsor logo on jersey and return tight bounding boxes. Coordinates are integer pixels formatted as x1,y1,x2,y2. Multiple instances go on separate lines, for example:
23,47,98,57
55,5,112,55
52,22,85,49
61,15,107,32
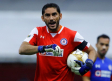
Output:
95,70,111,78
39,49,64,57
95,64,100,68
60,38,67,45
27,35,31,37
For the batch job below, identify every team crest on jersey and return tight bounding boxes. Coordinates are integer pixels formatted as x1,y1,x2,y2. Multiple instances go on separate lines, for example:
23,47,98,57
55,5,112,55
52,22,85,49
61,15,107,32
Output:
60,38,67,45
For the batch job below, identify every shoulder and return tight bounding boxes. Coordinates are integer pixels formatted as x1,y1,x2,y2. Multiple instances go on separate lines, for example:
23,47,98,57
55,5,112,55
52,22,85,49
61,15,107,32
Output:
29,26,46,35
63,26,85,40
63,26,77,32
36,26,46,30
63,26,77,35
105,57,112,62
35,26,46,33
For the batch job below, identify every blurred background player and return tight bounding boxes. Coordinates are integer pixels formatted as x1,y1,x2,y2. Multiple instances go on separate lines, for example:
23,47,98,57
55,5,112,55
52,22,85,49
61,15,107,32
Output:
19,3,97,81
83,34,112,81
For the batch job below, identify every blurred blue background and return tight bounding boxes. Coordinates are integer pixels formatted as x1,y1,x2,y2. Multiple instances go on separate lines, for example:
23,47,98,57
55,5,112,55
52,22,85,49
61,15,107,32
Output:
0,0,112,81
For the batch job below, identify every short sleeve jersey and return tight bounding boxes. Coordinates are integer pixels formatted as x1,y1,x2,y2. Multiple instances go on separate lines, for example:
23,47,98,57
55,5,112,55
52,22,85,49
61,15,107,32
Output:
24,25,90,81
83,57,112,81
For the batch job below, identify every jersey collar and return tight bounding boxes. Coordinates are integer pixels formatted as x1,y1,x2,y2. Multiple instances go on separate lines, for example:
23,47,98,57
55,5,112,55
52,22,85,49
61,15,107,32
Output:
46,25,64,34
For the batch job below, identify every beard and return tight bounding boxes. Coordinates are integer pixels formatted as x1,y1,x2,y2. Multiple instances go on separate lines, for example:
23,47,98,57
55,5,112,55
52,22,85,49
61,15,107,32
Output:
45,18,60,32
98,51,107,58
99,53,105,58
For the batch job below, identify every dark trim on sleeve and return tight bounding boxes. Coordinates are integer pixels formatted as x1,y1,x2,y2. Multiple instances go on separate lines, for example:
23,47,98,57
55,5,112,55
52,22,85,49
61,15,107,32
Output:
76,40,87,50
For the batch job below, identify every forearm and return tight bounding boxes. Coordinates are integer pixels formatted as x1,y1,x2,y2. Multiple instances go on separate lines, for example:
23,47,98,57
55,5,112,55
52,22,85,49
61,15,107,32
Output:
19,42,38,55
88,49,97,62
83,76,90,81
85,45,97,62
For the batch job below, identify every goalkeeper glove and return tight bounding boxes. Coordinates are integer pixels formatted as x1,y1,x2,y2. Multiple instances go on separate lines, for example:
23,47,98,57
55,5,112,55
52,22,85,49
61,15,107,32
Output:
38,44,62,56
71,59,93,75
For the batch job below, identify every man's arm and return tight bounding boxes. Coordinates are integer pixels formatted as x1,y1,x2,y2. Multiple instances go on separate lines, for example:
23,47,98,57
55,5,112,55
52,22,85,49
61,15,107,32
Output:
19,41,63,56
84,45,97,62
82,71,91,81
82,76,90,81
19,41,38,55
72,45,97,75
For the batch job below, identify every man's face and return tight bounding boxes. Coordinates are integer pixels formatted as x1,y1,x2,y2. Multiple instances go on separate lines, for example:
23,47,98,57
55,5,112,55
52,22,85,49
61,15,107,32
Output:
41,7,62,31
96,37,110,57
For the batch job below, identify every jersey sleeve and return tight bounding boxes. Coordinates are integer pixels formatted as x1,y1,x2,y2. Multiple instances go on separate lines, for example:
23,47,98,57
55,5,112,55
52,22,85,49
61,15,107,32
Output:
83,71,91,77
24,27,38,45
73,32,90,51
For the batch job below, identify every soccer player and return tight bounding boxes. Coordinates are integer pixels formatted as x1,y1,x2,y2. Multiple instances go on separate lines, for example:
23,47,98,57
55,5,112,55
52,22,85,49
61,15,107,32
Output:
19,3,97,81
83,34,112,81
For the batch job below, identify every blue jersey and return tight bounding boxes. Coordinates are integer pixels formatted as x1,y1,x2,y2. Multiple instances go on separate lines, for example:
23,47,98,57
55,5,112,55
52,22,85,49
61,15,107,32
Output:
90,57,112,81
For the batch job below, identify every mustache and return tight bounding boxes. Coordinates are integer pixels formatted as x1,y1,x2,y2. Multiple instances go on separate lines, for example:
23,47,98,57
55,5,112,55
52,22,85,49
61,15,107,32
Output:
101,49,106,51
48,21,56,24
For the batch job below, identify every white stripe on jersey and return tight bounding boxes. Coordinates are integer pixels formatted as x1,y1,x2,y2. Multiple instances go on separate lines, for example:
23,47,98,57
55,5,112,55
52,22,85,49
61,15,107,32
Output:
46,26,49,33
87,42,90,48
74,32,84,42
47,26,64,37
58,26,64,34
24,27,38,42
46,26,64,34
50,33,57,37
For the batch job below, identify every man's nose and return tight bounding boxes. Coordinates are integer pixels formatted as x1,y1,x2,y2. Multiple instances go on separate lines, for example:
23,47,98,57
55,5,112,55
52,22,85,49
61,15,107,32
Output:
102,45,106,49
49,15,53,20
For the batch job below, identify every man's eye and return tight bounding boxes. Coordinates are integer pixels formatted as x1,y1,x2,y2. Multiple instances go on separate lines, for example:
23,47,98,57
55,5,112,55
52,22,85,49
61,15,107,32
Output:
45,14,50,16
52,13,57,16
100,43,104,46
106,44,109,47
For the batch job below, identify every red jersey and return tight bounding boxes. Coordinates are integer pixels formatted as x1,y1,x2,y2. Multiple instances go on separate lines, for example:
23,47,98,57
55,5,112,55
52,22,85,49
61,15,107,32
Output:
24,25,90,81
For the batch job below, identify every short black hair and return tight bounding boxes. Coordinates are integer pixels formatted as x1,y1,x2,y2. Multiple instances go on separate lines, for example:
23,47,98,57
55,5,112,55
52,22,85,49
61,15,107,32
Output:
42,3,61,15
97,34,110,43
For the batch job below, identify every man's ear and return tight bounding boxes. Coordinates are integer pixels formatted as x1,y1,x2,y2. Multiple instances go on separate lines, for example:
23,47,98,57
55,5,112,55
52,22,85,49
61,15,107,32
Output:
60,13,62,20
41,15,44,22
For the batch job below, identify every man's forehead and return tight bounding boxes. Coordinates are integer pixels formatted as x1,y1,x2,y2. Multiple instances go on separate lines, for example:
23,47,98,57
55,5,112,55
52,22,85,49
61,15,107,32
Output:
98,38,110,43
99,38,109,41
44,7,58,14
